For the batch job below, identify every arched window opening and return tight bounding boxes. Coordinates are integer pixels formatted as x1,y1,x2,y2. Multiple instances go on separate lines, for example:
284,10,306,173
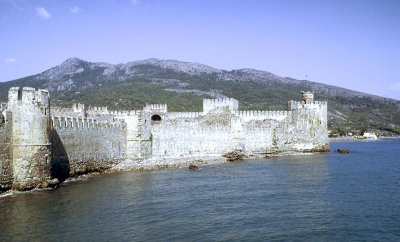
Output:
151,114,162,122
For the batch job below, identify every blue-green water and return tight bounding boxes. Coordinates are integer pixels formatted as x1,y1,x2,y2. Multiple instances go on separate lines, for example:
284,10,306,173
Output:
1,140,399,241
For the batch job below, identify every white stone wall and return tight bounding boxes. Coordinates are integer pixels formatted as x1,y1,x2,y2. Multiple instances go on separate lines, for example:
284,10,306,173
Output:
124,111,152,160
203,98,238,114
146,100,328,159
0,87,329,191
52,103,86,118
0,117,12,191
8,87,52,190
51,116,126,176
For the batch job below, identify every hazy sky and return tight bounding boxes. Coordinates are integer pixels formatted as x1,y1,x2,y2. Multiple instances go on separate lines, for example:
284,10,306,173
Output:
1,0,399,100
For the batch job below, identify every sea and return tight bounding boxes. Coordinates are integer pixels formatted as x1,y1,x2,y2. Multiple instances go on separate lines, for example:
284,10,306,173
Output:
0,140,399,241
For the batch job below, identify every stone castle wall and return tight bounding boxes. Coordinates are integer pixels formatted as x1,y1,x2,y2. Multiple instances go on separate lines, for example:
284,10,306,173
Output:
7,87,53,190
0,117,12,191
203,98,238,114
147,100,328,159
0,87,329,192
51,103,86,118
50,117,126,178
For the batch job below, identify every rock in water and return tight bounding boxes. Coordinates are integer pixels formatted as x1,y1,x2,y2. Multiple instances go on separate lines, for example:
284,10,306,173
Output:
336,149,350,154
189,164,199,170
222,150,244,161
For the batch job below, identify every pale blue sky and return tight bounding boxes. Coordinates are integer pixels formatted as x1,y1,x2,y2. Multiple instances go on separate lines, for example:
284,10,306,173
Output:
1,0,399,99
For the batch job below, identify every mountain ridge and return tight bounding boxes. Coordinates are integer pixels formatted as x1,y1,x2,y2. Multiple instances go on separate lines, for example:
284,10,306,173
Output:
8,56,393,100
1,57,399,134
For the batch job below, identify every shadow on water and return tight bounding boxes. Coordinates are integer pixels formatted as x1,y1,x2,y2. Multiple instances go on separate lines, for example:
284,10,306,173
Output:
50,130,70,182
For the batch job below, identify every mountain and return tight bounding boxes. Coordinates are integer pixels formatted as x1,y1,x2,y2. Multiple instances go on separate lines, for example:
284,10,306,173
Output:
1,57,399,135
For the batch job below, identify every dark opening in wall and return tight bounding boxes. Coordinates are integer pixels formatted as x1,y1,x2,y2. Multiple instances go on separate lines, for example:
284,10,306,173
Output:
18,89,22,100
151,114,162,122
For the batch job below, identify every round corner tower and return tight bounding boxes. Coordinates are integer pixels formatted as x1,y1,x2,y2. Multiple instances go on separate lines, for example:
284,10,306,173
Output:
8,87,52,190
301,91,314,104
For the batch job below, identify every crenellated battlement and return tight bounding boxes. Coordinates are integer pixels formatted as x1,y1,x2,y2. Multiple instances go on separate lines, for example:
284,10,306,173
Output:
52,104,86,118
152,122,233,133
302,91,314,104
73,103,85,113
234,110,291,119
0,103,7,111
203,98,239,114
287,100,327,111
143,103,168,114
52,107,73,116
87,106,109,114
0,110,11,124
51,116,126,130
108,109,142,117
1,87,329,192
7,87,49,117
166,112,202,119
314,101,327,105
52,103,145,119
8,87,49,108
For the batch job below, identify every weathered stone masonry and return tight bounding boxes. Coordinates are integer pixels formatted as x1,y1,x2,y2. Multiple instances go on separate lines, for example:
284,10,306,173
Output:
1,87,53,190
0,87,329,191
0,108,12,191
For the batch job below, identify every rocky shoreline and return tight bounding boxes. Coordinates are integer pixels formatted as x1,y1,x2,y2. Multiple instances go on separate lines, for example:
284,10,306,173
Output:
111,155,228,171
1,150,332,196
110,149,330,172
329,137,376,142
330,136,400,142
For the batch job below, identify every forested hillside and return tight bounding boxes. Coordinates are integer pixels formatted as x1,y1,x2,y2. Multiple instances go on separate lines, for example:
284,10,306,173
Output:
1,58,399,135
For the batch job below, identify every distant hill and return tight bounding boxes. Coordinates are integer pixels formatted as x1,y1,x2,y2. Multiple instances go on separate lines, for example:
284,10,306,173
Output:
1,57,399,135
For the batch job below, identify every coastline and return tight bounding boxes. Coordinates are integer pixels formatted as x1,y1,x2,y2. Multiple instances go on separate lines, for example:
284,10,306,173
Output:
329,136,400,142
110,150,332,172
111,155,229,171
1,150,332,196
329,136,378,142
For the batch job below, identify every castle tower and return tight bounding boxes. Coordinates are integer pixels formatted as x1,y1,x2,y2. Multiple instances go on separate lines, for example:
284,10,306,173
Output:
302,91,314,104
203,98,239,114
142,103,168,140
8,87,53,190
73,103,86,117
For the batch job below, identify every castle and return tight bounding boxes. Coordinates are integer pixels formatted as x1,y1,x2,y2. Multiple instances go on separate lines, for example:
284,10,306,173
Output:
0,87,329,191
